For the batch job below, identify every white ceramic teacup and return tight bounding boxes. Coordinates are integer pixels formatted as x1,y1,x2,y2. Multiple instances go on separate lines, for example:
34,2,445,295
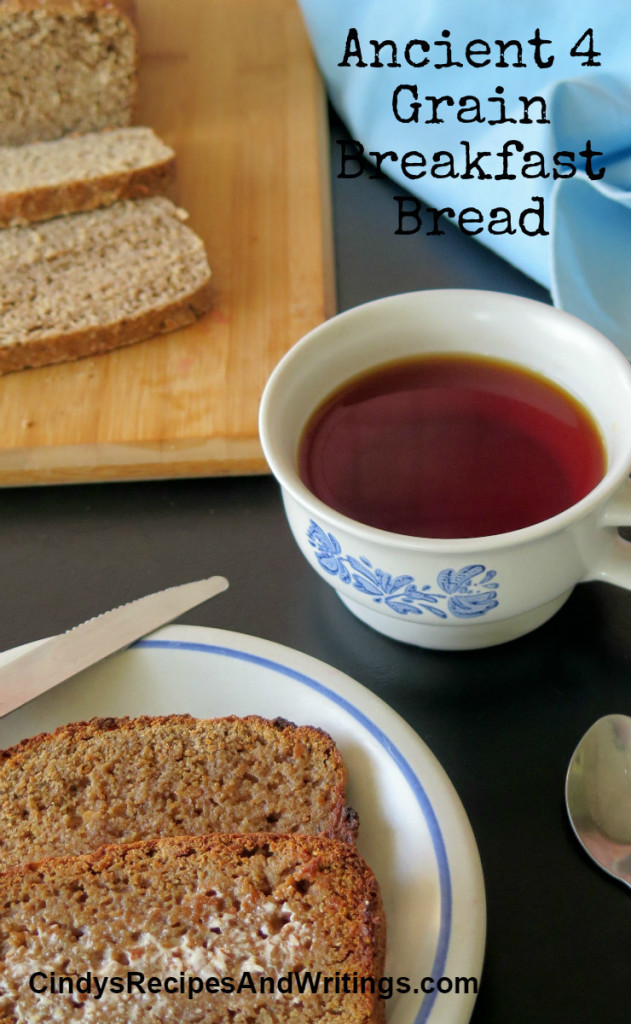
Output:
259,290,631,650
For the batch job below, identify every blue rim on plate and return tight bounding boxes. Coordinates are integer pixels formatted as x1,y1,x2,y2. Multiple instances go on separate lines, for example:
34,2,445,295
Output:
137,637,452,1024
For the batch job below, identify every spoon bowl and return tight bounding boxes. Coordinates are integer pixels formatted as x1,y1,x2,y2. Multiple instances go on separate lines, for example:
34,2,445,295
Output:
566,714,631,888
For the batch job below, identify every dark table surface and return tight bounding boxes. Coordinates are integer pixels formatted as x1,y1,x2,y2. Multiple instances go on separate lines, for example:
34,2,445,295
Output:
1,110,629,1024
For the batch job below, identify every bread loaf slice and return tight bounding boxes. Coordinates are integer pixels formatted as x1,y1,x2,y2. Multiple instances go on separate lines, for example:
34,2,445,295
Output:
0,715,358,867
0,0,138,145
0,195,212,373
0,833,385,1024
0,127,176,226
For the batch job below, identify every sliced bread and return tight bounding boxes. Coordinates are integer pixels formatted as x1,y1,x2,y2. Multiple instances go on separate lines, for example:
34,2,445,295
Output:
0,833,386,1024
0,127,176,226
0,715,358,867
0,0,138,145
0,195,212,373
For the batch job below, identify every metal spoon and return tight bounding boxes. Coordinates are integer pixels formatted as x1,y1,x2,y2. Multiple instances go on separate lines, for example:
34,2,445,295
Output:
566,714,631,888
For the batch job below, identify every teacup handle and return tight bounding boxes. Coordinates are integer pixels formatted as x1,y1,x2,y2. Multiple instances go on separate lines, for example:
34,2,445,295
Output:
590,479,631,589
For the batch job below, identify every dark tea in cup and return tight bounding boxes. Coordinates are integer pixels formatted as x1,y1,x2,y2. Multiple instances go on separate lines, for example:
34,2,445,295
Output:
298,353,606,539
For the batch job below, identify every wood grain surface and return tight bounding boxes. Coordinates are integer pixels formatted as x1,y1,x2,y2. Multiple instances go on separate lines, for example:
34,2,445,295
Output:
0,0,334,485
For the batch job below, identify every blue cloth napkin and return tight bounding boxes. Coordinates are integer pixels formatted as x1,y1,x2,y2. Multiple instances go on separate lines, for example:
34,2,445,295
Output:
297,1,631,355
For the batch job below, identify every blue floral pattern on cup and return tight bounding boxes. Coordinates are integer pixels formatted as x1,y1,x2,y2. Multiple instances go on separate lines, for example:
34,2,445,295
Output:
306,520,499,619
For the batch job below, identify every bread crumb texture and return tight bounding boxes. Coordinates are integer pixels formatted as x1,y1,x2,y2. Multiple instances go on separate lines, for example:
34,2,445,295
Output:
0,715,358,868
0,127,176,225
0,127,173,192
0,834,386,1023
0,196,212,371
0,0,137,145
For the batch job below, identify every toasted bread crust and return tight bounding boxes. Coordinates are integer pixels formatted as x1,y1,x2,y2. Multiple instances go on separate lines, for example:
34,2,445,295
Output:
0,155,176,227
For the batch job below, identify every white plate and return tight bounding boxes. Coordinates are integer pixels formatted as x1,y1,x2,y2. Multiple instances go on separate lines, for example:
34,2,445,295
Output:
0,625,485,1024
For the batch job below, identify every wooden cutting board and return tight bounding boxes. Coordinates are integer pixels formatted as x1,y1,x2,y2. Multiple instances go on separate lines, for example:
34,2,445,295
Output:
0,0,334,485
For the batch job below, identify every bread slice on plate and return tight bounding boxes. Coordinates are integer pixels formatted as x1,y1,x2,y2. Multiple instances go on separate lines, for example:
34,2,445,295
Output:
0,833,385,1024
0,0,138,145
0,195,212,373
0,127,176,226
0,715,358,867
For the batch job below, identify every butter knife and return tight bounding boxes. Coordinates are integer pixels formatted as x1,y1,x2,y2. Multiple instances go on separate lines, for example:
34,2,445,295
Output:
0,575,229,718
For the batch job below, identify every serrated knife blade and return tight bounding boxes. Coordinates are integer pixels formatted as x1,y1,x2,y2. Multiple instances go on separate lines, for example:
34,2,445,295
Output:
0,576,229,718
